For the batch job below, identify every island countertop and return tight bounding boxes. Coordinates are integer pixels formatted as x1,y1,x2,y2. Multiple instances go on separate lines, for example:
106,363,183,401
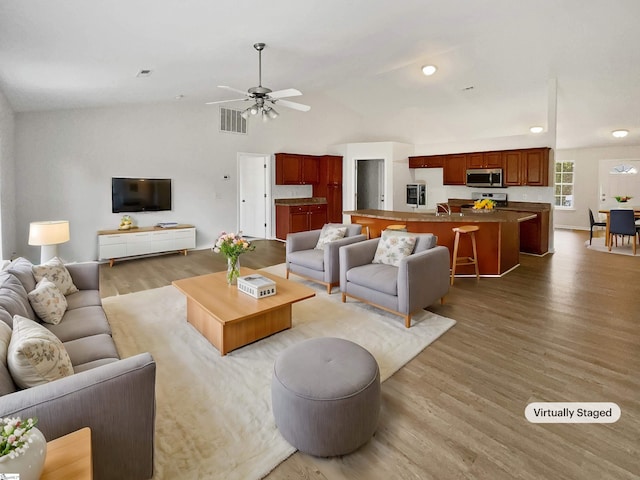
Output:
343,209,536,223
345,209,536,277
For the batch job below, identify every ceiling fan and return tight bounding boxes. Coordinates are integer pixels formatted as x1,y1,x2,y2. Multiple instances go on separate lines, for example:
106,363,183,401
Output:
206,43,311,121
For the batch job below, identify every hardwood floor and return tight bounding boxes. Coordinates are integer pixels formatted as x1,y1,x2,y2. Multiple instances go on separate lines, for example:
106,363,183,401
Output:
100,231,640,480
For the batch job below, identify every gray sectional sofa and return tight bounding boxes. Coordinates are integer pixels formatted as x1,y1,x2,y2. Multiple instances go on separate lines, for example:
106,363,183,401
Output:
0,257,155,480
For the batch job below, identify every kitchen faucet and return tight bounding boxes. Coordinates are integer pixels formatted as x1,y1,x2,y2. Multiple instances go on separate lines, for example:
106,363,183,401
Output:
436,203,451,216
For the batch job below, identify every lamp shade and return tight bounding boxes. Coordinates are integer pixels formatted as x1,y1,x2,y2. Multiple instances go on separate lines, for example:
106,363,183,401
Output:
28,221,70,246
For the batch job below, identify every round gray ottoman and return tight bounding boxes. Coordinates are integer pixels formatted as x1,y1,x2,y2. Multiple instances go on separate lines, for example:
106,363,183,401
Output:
271,337,380,457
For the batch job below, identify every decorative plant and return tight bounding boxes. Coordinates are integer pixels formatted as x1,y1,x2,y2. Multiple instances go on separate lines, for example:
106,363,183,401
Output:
472,198,495,210
212,232,255,284
614,196,632,203
119,215,133,229
0,417,38,460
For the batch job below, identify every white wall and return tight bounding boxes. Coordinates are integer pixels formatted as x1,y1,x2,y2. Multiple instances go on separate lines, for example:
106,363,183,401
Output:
337,142,414,217
14,94,364,262
555,145,640,229
0,89,16,259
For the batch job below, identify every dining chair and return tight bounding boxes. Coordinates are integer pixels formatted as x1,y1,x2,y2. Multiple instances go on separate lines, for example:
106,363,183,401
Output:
588,208,606,245
608,209,637,255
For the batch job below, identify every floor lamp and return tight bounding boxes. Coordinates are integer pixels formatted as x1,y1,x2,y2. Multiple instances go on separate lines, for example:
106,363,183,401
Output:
28,220,70,264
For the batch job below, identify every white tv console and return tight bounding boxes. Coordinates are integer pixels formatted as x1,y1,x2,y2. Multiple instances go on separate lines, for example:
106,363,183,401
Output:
98,224,196,266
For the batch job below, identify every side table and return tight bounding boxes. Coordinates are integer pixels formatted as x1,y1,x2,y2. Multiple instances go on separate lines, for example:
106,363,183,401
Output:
40,427,92,480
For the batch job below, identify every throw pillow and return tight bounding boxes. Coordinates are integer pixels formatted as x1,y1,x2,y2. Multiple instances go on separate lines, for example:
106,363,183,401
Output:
8,315,73,389
372,230,417,267
0,321,11,368
7,257,37,293
27,278,68,325
32,257,78,296
315,226,347,250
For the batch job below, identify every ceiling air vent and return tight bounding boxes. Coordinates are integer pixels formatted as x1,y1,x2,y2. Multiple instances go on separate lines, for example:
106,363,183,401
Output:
220,107,248,135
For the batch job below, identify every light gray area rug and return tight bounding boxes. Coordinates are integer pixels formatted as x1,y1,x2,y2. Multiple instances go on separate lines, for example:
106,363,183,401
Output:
586,237,639,256
102,264,456,480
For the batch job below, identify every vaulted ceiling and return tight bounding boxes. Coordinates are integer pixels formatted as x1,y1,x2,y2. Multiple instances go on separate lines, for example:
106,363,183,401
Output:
1,0,639,149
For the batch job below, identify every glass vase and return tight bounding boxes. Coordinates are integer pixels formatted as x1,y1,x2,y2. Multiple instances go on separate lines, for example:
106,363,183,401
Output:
227,256,240,285
0,427,47,480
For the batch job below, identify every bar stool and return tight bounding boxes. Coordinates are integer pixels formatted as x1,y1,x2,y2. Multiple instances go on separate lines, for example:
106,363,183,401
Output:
451,225,480,285
386,224,407,232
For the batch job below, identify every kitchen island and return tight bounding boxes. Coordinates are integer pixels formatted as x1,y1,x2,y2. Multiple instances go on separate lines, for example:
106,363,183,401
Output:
344,209,536,277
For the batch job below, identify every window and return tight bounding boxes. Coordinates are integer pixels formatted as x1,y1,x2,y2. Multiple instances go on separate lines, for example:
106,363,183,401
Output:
554,161,574,208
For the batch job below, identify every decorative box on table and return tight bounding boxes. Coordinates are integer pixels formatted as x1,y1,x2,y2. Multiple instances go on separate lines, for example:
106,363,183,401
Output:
237,274,277,298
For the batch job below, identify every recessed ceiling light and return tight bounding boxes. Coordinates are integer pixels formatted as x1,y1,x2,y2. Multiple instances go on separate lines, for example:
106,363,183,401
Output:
529,126,544,134
421,65,437,76
612,129,629,138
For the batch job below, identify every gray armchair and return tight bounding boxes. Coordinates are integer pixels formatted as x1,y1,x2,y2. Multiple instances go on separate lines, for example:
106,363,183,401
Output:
340,234,450,328
286,224,366,293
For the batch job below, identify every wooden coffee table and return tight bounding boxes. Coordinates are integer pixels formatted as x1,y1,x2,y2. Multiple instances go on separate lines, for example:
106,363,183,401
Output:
172,267,315,355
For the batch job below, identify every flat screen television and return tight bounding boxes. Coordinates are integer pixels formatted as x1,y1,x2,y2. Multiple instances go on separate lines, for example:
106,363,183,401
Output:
112,177,172,213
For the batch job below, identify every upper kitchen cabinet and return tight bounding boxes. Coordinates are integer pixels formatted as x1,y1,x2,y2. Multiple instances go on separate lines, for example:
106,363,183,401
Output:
503,148,550,186
275,153,319,185
322,155,343,184
523,148,550,186
408,155,445,168
467,151,502,169
443,154,467,185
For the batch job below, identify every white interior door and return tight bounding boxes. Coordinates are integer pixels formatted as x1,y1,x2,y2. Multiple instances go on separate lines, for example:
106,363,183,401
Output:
355,159,385,209
238,153,270,238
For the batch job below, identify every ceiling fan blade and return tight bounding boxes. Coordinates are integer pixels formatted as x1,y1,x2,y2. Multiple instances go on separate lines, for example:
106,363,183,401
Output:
269,88,302,99
218,85,249,96
205,98,247,105
274,99,311,112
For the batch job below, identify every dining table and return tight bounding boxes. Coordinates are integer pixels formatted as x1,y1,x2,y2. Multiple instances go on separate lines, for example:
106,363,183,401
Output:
598,207,640,246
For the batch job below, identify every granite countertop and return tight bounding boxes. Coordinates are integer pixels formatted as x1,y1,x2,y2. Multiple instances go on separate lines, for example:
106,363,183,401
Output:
448,198,552,212
344,209,536,223
274,197,327,206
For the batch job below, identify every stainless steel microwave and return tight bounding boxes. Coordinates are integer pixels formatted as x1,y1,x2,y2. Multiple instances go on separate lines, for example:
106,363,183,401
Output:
466,168,503,188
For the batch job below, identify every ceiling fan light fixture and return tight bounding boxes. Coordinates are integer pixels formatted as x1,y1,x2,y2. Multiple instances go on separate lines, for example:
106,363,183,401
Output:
250,105,259,115
267,107,279,119
240,107,251,120
529,126,544,134
421,65,437,76
612,129,629,138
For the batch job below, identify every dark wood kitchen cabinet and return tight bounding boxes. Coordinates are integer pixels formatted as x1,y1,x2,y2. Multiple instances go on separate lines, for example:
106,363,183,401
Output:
275,153,319,185
517,209,549,254
408,155,445,168
275,203,328,240
409,147,551,187
467,151,502,169
443,154,467,185
503,148,550,186
313,155,344,223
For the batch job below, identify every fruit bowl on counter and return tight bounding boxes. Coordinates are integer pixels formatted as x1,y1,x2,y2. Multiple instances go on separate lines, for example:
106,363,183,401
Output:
469,198,496,212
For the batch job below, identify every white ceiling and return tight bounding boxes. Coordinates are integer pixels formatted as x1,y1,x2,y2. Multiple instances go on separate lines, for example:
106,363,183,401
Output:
1,0,639,149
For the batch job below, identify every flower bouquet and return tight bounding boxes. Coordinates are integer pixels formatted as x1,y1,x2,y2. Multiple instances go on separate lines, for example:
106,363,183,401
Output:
0,417,38,460
614,196,632,203
0,416,47,480
213,232,255,284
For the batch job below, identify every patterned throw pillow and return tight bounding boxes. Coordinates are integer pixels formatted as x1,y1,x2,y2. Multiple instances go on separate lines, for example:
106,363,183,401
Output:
27,278,68,325
315,226,347,250
32,257,78,295
7,315,74,388
372,230,417,267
